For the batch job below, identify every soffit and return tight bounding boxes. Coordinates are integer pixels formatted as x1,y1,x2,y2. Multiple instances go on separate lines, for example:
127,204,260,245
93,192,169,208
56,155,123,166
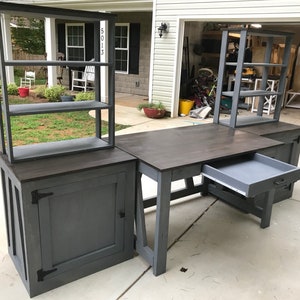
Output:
1,0,153,12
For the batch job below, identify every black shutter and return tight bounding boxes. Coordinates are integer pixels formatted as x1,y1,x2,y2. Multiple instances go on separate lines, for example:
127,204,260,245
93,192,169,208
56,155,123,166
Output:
85,23,94,60
57,24,66,56
129,23,140,74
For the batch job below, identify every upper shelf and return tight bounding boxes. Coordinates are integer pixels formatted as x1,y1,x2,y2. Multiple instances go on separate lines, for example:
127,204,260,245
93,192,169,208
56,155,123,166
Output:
7,101,110,116
3,60,112,67
219,116,278,128
222,90,281,98
225,28,295,38
0,2,117,163
12,137,112,162
226,62,287,68
213,28,294,128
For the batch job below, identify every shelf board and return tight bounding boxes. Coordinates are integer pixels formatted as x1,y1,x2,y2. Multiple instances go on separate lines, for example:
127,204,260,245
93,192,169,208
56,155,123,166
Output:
4,60,112,67
223,28,294,38
219,115,278,128
226,62,286,68
12,137,112,162
222,90,281,98
7,101,110,116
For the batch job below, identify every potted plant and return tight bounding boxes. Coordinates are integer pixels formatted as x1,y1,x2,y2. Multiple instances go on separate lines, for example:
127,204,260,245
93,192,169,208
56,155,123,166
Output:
44,85,66,102
137,101,166,118
60,90,75,102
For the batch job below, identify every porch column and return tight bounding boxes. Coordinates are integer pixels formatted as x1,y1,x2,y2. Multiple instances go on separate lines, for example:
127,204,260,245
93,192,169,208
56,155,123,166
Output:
45,17,57,87
1,13,14,84
100,20,108,102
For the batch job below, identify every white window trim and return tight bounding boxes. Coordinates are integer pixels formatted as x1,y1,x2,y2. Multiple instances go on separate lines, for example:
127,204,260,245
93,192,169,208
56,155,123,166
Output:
65,23,85,61
115,23,129,74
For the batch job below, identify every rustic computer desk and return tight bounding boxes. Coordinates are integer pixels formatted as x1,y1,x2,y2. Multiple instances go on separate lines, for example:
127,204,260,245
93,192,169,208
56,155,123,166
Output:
116,123,295,276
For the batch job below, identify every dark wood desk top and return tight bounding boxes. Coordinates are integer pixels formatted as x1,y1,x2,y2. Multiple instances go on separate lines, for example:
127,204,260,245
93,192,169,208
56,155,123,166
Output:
241,121,300,137
116,123,282,171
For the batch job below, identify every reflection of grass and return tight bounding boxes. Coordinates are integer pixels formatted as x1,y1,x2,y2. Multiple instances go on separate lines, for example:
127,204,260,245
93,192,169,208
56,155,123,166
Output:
8,97,130,146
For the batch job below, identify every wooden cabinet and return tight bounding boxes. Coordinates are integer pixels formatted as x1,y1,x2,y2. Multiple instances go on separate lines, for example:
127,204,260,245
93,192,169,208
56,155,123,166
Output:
0,149,136,297
213,28,294,128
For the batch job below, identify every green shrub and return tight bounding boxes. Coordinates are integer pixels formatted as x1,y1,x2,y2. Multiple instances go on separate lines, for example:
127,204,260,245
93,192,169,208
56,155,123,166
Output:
44,85,65,102
75,91,95,101
7,83,19,95
34,85,46,98
14,68,24,78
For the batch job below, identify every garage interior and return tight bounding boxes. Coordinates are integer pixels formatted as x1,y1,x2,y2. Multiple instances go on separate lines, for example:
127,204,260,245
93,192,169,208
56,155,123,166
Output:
180,22,300,113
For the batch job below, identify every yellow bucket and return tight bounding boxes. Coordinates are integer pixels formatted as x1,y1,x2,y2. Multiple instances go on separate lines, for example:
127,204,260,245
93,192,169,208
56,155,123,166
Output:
179,99,194,115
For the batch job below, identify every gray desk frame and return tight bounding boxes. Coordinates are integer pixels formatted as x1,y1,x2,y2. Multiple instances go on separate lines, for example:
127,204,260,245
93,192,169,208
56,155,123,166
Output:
116,124,283,276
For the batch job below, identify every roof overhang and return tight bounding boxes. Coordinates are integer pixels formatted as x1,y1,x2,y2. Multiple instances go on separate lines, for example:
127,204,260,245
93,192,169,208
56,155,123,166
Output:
0,2,116,21
0,0,153,12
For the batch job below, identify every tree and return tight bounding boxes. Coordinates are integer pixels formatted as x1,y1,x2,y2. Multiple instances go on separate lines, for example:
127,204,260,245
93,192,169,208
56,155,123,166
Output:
11,17,45,55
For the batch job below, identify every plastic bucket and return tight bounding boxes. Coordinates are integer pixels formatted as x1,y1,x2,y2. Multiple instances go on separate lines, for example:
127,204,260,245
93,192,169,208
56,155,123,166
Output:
179,99,194,115
221,97,232,109
18,87,30,97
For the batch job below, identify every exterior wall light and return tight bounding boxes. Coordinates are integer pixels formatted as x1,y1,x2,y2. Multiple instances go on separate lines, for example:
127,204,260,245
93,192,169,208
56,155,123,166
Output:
158,23,168,38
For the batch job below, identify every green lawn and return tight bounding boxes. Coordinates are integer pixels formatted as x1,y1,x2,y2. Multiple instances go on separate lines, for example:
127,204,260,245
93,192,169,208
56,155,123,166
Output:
8,97,129,146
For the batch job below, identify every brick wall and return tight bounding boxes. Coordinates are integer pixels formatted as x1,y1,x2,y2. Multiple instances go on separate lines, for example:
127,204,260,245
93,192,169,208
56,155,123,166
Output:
115,12,152,97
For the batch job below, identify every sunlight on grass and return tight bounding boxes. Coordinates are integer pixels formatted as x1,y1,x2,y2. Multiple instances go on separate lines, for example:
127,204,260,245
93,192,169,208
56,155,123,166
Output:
7,96,130,146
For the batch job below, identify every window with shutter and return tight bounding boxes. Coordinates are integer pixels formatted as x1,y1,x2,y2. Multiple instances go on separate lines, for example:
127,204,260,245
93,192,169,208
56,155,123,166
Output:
115,23,140,74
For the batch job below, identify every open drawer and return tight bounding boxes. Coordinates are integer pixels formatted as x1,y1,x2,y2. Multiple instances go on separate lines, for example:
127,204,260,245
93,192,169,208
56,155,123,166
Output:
202,153,300,198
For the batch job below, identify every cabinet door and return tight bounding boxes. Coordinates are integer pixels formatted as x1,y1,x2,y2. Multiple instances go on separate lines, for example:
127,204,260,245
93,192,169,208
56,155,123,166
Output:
36,172,126,281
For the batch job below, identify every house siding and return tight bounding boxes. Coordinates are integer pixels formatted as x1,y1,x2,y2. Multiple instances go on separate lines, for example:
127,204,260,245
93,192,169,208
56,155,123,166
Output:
152,0,300,116
115,12,152,97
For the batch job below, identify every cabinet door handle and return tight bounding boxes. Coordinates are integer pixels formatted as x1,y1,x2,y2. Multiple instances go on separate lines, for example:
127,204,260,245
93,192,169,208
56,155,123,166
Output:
119,211,125,218
273,178,287,186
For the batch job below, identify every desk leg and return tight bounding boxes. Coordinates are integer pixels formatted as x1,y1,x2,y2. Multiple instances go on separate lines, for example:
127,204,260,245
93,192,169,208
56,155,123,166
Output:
135,173,148,248
260,189,275,228
153,170,172,276
201,176,209,196
184,177,194,189
135,172,156,267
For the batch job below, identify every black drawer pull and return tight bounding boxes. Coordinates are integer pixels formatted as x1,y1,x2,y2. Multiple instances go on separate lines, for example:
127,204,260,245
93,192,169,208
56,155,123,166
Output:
274,178,287,186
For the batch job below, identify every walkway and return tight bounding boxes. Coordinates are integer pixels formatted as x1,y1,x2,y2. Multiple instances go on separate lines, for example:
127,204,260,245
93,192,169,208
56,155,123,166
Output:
112,93,300,134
